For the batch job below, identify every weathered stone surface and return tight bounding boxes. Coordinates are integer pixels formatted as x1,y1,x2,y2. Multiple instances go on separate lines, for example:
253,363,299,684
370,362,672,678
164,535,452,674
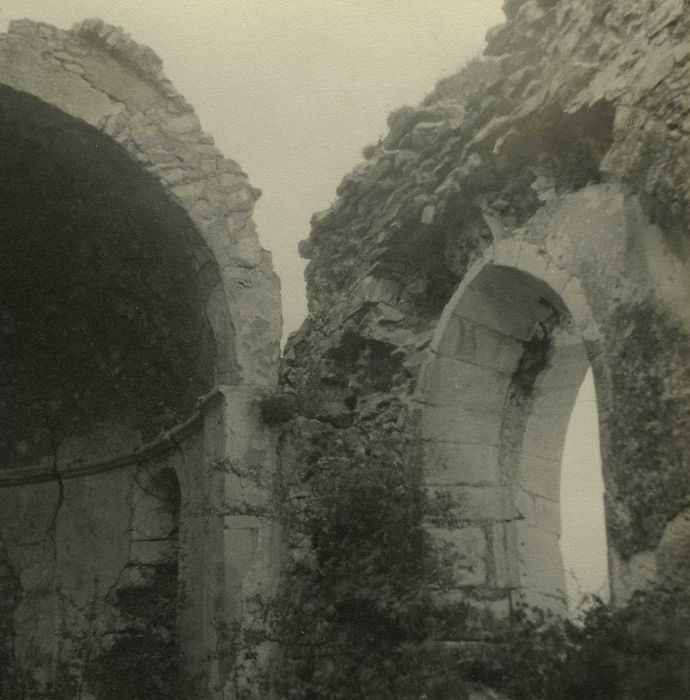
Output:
281,0,690,651
434,316,524,374
423,441,502,486
430,526,489,586
1,1,689,695
0,18,281,697
656,507,690,588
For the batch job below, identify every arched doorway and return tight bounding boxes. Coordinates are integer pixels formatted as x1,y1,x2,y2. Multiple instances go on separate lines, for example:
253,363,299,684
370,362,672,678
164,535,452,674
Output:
416,246,609,616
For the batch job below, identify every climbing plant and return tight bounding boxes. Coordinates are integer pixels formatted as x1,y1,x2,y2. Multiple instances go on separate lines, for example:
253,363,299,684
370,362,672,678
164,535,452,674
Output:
244,390,690,699
488,588,690,700
224,410,480,699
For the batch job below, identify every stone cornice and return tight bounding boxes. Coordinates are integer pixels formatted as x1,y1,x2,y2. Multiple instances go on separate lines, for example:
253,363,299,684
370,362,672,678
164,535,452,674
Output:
0,389,224,487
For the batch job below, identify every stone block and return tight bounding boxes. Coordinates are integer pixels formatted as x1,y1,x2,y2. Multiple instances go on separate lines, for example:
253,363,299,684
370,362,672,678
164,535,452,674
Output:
535,341,589,390
432,484,517,522
491,522,520,589
429,526,488,586
516,488,560,535
224,527,259,585
424,441,501,486
435,314,470,359
434,588,511,620
418,404,503,447
515,522,566,599
657,507,690,589
131,487,177,540
530,383,581,417
542,263,572,297
608,547,658,604
517,454,560,502
513,588,567,616
358,276,401,305
493,241,522,268
452,285,537,341
417,357,510,410
436,316,523,374
515,245,549,284
520,411,570,462
474,262,556,322
525,397,573,442
560,277,599,340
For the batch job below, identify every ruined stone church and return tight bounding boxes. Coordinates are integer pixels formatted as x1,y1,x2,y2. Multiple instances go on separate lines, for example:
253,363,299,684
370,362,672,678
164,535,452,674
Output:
1,1,689,698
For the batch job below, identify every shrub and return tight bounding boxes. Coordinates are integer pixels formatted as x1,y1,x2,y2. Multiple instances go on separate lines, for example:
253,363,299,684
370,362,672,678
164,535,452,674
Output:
492,589,690,700
257,390,298,424
256,445,476,699
253,434,690,699
362,142,379,160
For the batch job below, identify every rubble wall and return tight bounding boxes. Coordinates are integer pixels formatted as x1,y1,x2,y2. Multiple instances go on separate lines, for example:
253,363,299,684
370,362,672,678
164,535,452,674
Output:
282,0,690,624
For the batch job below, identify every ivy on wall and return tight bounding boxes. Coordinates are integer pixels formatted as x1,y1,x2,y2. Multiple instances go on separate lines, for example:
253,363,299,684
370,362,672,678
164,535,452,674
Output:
236,390,690,700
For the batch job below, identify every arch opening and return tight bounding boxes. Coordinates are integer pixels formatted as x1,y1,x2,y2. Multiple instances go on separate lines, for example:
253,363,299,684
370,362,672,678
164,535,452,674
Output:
86,464,183,696
561,369,609,611
0,85,234,473
125,464,182,615
422,261,610,615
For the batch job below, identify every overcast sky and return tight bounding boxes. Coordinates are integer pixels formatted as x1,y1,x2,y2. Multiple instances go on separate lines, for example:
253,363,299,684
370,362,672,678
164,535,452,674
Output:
1,0,607,607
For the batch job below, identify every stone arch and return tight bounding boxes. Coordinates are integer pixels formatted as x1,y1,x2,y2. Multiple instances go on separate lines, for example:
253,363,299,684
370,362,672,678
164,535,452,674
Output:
0,18,280,390
0,19,280,696
0,83,231,470
416,240,606,614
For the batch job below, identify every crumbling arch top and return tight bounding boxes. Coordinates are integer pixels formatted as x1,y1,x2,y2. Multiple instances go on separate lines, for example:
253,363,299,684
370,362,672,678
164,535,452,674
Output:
0,17,281,390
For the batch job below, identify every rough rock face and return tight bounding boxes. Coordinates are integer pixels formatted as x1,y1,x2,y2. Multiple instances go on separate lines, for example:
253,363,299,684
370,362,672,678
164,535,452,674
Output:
0,18,280,697
283,0,690,624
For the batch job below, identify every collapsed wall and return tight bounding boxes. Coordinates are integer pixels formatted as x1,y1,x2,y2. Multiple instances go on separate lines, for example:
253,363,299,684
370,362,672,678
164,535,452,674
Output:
0,18,281,697
281,0,690,638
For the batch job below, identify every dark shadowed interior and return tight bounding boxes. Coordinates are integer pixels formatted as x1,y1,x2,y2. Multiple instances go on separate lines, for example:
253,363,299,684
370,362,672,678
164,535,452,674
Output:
0,86,231,469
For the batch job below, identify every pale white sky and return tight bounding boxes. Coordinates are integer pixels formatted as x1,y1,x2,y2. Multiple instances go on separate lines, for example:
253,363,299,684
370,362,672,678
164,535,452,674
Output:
1,0,607,606
1,0,505,336
562,372,608,607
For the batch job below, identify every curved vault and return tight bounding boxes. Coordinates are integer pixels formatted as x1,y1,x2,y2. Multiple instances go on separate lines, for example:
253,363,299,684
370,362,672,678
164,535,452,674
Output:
0,85,231,470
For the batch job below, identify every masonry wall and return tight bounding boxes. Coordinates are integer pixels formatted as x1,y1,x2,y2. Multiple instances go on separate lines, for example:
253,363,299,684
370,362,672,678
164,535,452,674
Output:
0,439,189,692
2,4,690,697
281,0,690,636
0,384,275,697
0,18,281,698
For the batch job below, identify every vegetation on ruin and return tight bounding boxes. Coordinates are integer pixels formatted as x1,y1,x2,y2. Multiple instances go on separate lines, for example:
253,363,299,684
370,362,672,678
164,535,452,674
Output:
3,432,689,698
246,392,690,699
0,562,197,699
235,439,478,699
274,459,442,697
3,406,687,700
487,588,690,700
